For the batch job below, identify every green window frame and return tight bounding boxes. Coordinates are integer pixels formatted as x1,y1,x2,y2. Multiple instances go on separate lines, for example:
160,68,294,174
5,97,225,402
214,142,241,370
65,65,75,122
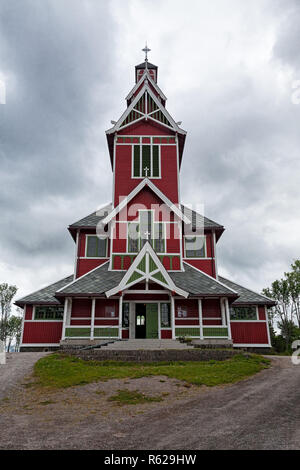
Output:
230,306,258,321
133,145,160,178
184,236,206,258
86,235,107,258
34,305,64,320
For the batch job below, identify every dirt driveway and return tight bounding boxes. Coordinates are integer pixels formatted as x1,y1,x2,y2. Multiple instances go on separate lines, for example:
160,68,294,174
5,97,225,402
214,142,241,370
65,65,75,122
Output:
0,354,299,450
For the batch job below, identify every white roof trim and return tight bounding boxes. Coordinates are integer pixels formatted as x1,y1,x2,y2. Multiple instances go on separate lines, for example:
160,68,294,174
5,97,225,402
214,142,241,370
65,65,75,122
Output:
106,82,186,135
126,70,167,102
105,242,189,298
101,178,191,226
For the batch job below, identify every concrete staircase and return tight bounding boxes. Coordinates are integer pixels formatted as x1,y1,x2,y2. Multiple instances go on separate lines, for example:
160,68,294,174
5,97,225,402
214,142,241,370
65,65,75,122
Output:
97,339,194,351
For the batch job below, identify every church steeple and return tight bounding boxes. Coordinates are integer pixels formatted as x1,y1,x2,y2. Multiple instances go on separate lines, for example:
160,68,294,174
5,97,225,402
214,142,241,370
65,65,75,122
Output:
135,43,158,83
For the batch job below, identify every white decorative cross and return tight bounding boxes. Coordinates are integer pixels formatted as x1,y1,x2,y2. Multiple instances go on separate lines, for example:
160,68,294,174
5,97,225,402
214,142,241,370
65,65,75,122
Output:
144,166,150,177
142,43,151,61
144,230,151,240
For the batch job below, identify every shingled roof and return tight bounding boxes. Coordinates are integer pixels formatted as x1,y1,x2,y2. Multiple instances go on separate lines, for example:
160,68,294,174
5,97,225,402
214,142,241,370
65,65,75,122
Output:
181,205,224,240
219,276,276,306
55,261,237,299
56,263,124,296
15,275,73,307
170,263,237,298
68,204,224,240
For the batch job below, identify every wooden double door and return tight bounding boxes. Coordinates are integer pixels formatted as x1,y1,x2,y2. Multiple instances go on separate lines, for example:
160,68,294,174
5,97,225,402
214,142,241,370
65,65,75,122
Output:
135,303,158,339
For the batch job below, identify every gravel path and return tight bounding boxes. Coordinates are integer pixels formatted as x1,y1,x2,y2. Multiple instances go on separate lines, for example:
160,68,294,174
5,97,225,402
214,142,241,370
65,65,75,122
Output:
0,352,48,400
0,355,299,450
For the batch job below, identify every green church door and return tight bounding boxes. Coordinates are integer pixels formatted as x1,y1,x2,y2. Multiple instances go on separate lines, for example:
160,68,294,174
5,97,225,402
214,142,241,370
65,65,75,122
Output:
145,304,159,339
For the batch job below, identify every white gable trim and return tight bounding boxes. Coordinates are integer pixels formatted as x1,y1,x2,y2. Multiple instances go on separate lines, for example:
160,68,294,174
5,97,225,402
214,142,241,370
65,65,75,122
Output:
101,178,191,226
105,242,189,298
126,70,167,102
106,83,186,135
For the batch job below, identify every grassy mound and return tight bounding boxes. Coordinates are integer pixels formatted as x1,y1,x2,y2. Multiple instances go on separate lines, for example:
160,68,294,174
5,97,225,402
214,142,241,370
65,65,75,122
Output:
33,353,270,389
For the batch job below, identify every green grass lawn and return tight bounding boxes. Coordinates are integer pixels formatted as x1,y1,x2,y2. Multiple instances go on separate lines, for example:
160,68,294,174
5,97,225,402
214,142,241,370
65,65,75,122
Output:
33,353,270,389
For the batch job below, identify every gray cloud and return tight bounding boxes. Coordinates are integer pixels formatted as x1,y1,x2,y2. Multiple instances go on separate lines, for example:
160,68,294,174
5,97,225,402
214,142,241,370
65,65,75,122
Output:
0,0,299,300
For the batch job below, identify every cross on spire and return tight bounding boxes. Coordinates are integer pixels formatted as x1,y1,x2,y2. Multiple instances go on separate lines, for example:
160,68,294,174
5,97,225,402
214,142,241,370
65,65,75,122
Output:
142,42,151,62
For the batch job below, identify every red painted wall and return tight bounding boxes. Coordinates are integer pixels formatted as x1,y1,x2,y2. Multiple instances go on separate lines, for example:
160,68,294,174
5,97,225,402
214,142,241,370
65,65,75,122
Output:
231,322,269,345
114,123,178,204
22,321,62,344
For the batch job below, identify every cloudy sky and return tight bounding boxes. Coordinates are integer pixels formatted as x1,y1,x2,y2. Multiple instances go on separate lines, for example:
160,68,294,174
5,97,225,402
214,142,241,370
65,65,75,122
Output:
0,0,299,305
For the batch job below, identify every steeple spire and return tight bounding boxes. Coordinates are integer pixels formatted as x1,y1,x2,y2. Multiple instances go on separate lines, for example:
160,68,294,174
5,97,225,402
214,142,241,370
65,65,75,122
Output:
142,42,151,62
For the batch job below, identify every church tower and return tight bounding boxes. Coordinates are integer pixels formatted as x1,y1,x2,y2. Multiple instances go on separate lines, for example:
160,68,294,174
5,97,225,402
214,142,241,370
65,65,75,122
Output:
16,46,274,350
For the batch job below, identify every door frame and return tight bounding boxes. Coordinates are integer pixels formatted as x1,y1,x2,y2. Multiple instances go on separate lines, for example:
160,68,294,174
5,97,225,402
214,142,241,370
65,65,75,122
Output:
128,301,173,339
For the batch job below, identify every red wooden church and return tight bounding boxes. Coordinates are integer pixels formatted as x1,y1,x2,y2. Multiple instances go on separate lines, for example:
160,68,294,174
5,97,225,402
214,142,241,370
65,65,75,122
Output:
16,48,275,351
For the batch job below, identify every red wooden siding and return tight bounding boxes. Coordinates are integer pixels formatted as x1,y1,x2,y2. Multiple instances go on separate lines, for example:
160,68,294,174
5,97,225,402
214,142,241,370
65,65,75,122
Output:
71,299,91,318
161,330,172,339
202,299,221,318
230,322,269,344
25,305,33,320
22,322,62,344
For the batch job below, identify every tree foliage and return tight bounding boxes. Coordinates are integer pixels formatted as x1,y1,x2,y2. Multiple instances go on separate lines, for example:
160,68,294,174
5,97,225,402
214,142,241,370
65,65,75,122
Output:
262,260,300,352
0,283,18,349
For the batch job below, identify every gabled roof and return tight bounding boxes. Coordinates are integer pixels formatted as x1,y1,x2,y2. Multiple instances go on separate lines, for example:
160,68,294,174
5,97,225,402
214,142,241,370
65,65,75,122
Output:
15,275,73,307
181,205,225,241
126,70,167,103
105,242,189,298
68,203,112,240
101,179,191,226
219,276,276,306
135,61,157,70
53,259,237,300
106,82,186,135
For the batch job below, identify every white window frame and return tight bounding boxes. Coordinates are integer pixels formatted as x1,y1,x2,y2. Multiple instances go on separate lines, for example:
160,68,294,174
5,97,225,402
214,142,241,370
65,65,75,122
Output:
85,234,108,259
127,210,165,254
131,143,161,179
183,235,207,259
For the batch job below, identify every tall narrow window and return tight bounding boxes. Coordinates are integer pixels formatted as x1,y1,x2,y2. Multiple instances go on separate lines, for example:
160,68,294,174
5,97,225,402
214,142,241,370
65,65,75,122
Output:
133,145,160,178
140,211,152,248
86,236,107,258
160,303,171,327
154,223,165,253
184,236,206,258
128,223,139,253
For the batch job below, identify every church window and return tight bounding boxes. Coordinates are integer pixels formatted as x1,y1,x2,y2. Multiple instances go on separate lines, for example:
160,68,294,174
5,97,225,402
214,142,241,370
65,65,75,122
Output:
160,303,171,327
230,306,257,321
35,305,64,320
86,235,107,258
127,211,165,254
132,145,160,178
184,236,206,258
122,303,130,327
